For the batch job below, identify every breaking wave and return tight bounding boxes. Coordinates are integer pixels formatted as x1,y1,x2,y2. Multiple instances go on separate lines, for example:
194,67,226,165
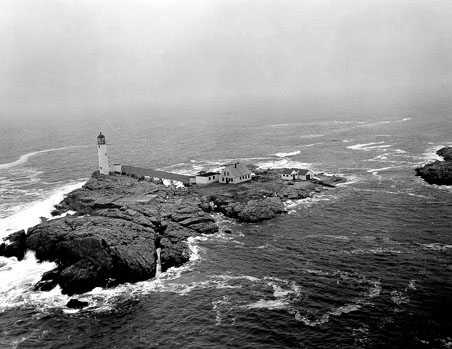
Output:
254,158,315,170
347,142,392,151
273,150,301,157
0,180,86,236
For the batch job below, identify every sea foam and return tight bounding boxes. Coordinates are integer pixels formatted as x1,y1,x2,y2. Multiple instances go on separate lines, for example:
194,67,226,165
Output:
0,180,86,237
273,150,301,157
347,142,391,151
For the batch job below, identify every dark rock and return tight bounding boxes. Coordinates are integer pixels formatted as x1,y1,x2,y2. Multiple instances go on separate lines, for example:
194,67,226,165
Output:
25,216,157,295
212,196,286,223
161,200,218,234
415,147,452,185
34,279,59,292
15,174,218,295
66,299,89,309
437,147,452,161
159,222,191,271
237,198,286,222
0,229,26,260
12,168,341,295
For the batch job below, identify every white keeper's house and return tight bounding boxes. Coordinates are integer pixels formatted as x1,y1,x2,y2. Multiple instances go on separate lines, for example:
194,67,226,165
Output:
219,162,251,184
281,168,314,181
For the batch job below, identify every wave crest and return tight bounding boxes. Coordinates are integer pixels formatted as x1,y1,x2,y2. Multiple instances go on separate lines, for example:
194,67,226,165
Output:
0,146,88,170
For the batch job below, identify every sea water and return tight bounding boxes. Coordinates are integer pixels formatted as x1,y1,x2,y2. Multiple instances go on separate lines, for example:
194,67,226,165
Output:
0,95,451,348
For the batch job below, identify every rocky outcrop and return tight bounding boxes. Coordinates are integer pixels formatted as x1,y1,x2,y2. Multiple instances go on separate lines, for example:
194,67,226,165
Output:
25,216,158,295
1,173,217,295
415,147,452,185
1,168,343,295
437,147,452,161
210,195,286,223
0,229,26,260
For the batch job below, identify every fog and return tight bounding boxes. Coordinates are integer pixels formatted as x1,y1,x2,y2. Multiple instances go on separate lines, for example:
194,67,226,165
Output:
1,0,451,119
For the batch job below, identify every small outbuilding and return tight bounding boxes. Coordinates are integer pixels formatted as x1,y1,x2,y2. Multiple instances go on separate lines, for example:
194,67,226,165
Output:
195,171,220,185
281,168,314,181
111,164,122,174
219,162,251,184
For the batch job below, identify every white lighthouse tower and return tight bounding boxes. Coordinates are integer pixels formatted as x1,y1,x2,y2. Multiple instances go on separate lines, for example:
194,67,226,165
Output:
97,132,110,175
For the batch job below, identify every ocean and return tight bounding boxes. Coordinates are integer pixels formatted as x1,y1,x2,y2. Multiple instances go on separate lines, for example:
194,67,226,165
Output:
1,93,451,348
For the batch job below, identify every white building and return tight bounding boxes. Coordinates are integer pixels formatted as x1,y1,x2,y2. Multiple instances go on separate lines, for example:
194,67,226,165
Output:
195,171,220,184
281,168,314,181
219,162,251,184
97,132,110,175
111,164,122,173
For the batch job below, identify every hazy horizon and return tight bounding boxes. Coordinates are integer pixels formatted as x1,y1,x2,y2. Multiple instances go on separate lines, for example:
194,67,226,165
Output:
1,0,451,120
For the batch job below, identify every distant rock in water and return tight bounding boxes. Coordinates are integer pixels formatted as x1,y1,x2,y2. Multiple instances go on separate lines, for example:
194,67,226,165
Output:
415,147,452,185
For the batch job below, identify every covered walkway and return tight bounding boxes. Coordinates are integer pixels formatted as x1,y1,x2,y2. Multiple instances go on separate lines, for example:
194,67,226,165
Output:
120,165,193,184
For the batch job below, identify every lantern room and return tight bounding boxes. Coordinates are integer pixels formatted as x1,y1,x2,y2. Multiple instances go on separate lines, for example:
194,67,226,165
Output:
97,132,106,145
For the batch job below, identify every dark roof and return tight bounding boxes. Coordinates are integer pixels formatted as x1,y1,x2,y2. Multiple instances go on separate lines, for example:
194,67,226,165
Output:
97,132,105,139
298,169,312,175
223,163,250,177
281,168,294,175
196,172,220,177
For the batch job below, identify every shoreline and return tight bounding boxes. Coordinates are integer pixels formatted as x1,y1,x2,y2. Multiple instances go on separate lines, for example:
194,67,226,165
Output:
0,167,345,300
415,146,452,186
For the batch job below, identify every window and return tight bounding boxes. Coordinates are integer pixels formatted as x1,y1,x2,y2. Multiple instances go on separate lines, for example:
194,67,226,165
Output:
231,178,233,182
213,176,215,179
209,177,211,180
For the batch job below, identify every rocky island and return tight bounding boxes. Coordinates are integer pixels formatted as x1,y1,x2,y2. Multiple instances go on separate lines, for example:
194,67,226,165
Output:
0,168,344,298
415,146,452,185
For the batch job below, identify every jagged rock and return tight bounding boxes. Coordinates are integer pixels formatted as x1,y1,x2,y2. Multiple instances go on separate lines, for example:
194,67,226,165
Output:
212,196,286,223
34,267,61,291
66,299,89,309
1,169,342,295
34,279,59,292
0,230,26,260
416,147,452,185
161,200,218,235
237,198,286,222
278,185,313,199
24,216,157,295
1,174,219,295
437,147,452,161
159,222,191,270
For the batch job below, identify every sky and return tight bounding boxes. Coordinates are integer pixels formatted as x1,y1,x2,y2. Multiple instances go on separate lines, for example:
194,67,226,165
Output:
0,0,451,119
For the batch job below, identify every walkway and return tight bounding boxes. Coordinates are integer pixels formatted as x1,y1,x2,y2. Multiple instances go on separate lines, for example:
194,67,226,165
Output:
120,165,193,184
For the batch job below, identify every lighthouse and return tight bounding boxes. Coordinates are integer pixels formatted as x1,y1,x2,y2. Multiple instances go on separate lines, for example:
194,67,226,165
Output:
97,132,110,175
